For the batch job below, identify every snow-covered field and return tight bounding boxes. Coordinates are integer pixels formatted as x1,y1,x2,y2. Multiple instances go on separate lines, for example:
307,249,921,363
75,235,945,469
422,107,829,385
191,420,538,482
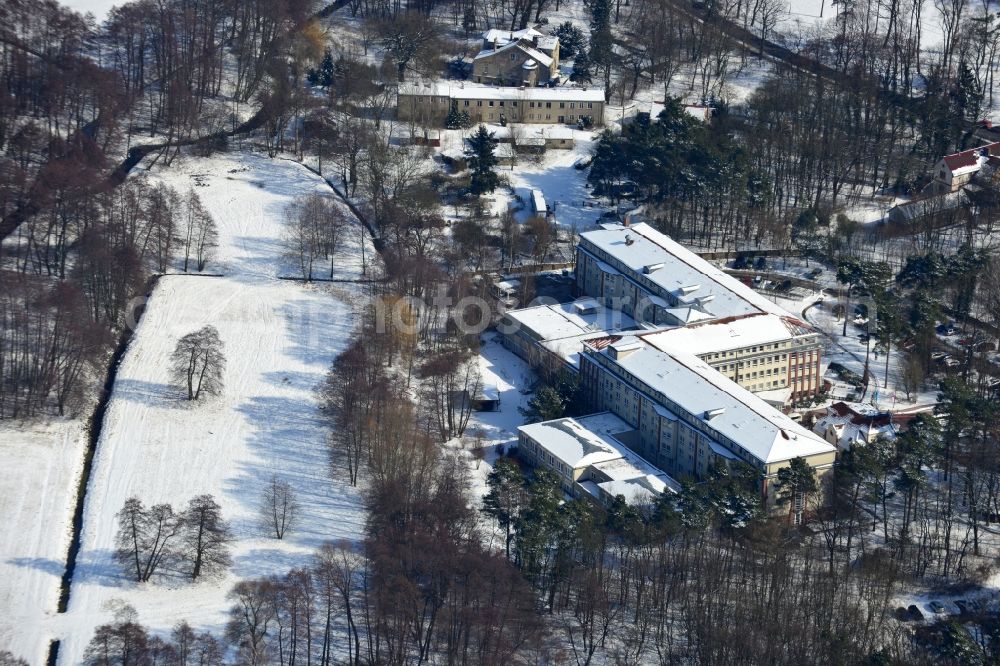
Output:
0,420,86,663
0,151,370,663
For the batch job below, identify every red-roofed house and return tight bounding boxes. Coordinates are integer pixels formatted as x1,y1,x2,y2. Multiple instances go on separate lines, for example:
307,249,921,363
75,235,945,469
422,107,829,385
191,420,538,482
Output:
933,142,1000,193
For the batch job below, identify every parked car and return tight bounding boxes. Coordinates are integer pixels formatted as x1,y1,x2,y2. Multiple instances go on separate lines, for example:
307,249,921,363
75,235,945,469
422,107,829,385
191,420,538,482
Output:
754,256,767,270
936,323,956,336
806,268,823,280
574,156,592,170
907,604,925,621
929,601,947,614
931,351,949,362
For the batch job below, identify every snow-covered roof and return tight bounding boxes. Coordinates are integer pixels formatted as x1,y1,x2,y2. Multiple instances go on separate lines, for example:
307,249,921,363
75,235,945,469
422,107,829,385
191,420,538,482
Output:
503,299,637,342
683,105,713,122
531,189,547,213
536,35,558,51
589,344,836,465
519,412,634,470
640,312,815,356
814,414,897,450
474,40,554,68
940,142,1000,174
483,27,544,45
889,191,967,221
578,222,790,322
534,125,574,140
520,412,679,502
399,81,605,103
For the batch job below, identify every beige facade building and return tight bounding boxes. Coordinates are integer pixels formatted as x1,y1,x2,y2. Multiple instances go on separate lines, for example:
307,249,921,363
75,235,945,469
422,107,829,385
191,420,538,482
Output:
518,412,680,507
575,221,823,402
578,337,836,508
472,28,560,86
397,81,605,127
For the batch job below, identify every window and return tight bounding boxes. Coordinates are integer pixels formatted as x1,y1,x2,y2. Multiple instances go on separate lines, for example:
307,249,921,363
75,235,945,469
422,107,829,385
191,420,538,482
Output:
510,53,516,60
512,101,518,107
570,102,576,109
546,102,552,108
489,101,494,107
477,101,483,107
560,102,565,108
588,102,594,108
464,100,470,107
546,114,551,120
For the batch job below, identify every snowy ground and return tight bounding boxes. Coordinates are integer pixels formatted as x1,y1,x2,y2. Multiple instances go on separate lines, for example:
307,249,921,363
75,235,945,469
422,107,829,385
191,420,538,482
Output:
61,0,119,22
0,151,372,663
0,420,86,663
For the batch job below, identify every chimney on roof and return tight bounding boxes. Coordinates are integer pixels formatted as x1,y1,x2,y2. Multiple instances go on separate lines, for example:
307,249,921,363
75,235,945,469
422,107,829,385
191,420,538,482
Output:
704,408,726,420
493,38,498,51
622,216,630,227
625,235,634,246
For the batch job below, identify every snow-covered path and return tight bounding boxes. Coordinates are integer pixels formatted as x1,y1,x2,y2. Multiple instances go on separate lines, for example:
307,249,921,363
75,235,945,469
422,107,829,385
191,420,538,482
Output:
29,152,367,663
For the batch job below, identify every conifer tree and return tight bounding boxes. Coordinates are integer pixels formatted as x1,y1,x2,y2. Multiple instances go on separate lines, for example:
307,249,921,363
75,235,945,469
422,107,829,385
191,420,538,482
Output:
465,125,499,194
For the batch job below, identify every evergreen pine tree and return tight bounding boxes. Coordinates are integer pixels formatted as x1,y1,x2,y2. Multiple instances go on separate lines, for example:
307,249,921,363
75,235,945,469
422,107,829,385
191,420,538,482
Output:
482,458,526,559
465,125,500,194
555,21,586,59
445,103,471,129
519,385,565,423
775,457,819,523
571,49,592,83
319,49,335,86
587,0,613,73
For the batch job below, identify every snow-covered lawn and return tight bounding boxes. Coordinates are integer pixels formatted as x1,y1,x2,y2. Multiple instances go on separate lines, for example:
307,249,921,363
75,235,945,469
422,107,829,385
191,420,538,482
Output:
0,420,86,664
0,151,370,663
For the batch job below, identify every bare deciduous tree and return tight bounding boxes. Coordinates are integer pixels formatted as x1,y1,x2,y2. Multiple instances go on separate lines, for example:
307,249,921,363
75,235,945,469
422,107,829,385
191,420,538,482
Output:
180,494,233,581
260,475,300,539
114,497,181,582
170,325,226,401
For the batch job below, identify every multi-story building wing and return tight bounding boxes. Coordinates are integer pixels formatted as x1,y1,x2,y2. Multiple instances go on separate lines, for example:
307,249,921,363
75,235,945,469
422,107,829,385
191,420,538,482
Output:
578,336,836,506
397,81,605,127
638,313,822,403
575,221,823,400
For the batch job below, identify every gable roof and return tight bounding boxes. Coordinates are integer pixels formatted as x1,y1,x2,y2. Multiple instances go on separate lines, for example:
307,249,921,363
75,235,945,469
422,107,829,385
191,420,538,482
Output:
474,40,553,68
578,222,791,322
587,343,837,465
941,142,1000,174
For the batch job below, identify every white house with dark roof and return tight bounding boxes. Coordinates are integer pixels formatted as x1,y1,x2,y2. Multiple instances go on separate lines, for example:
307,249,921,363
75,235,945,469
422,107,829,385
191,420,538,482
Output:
932,142,1000,193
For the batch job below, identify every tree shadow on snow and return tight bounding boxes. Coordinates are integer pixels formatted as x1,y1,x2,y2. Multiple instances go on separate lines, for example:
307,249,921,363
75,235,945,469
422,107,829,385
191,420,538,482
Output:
227,393,363,551
7,556,65,577
112,378,186,408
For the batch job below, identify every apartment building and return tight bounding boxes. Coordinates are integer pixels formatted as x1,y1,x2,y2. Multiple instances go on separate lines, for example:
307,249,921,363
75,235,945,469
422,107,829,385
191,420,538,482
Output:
575,221,823,401
577,337,837,506
397,81,605,127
